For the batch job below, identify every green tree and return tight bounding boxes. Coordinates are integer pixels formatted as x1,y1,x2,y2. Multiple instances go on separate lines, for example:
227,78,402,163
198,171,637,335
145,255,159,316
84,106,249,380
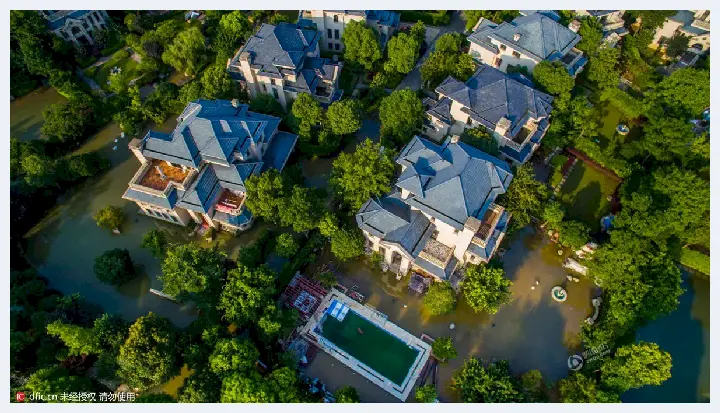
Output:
330,138,396,210
245,169,289,222
209,338,260,376
41,98,94,143
542,201,565,231
275,233,299,258
557,372,620,403
409,21,426,46
292,92,325,136
21,154,56,187
588,47,621,91
93,205,125,231
423,281,457,316
326,99,363,135
420,33,464,87
520,370,548,402
93,313,129,352
648,68,709,118
46,320,102,356
220,371,273,402
432,336,458,362
532,61,575,102
178,368,221,403
201,63,233,99
453,54,477,81
142,82,179,125
501,165,548,230
462,265,513,314
214,11,252,59
451,358,524,402
379,89,424,144
461,126,499,156
141,229,169,258
330,227,365,261
160,243,226,310
414,384,438,402
162,27,208,76
636,114,695,162
464,11,519,31
178,81,204,106
558,220,590,250
118,312,178,390
576,17,604,55
342,20,382,70
219,264,276,325
25,367,94,399
385,32,419,75
665,33,690,58
94,248,136,286
279,186,325,232
627,11,676,31
601,342,672,392
335,386,360,403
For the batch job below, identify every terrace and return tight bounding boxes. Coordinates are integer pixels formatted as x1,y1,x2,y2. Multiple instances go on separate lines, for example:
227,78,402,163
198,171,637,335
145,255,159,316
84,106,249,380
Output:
418,238,454,268
136,159,192,191
215,188,245,214
472,204,505,246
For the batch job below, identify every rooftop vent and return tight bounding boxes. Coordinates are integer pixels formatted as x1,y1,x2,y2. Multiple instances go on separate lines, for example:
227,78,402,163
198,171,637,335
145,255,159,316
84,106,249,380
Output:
513,33,522,42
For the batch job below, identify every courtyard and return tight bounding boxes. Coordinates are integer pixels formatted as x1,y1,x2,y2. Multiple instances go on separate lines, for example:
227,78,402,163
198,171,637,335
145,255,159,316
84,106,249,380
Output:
556,162,620,231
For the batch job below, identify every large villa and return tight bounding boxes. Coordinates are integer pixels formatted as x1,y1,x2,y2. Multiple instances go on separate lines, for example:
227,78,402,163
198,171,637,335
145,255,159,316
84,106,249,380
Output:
356,135,514,283
123,99,298,234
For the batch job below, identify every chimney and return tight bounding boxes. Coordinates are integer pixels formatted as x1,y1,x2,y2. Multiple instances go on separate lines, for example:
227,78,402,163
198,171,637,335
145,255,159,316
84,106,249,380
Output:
513,33,521,42
568,20,581,33
495,117,511,137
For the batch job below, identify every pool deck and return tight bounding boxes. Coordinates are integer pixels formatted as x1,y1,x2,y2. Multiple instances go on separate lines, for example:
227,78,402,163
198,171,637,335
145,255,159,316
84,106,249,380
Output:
300,289,432,401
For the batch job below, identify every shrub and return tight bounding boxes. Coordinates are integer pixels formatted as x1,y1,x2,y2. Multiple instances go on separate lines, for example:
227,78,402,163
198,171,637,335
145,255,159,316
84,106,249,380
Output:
112,49,131,60
431,336,458,362
423,282,457,316
94,249,135,285
94,205,124,230
275,233,299,258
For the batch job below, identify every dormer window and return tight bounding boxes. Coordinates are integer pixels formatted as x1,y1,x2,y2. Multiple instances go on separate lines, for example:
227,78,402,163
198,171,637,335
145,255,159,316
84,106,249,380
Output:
333,15,338,23
513,33,521,42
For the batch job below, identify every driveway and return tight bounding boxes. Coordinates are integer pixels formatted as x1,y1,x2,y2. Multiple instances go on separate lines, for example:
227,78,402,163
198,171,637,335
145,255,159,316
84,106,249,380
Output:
395,11,468,91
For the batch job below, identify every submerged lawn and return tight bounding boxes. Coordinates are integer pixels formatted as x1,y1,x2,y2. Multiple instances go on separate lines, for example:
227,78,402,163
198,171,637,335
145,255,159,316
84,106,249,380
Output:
557,162,619,231
84,50,138,92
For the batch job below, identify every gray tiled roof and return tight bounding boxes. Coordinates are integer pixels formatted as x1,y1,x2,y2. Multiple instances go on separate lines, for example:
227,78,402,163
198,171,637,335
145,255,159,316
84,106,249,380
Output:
469,13,581,61
122,187,177,209
433,65,553,140
358,136,513,236
465,209,509,261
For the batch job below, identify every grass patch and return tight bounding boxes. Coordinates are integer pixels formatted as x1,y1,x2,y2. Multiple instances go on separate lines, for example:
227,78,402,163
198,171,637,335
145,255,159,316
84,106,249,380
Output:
679,248,710,276
321,308,418,385
85,49,139,92
549,154,569,187
557,162,619,231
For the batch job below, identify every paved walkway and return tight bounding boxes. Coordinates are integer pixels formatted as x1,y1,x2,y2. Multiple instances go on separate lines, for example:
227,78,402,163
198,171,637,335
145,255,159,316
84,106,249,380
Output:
395,11,468,91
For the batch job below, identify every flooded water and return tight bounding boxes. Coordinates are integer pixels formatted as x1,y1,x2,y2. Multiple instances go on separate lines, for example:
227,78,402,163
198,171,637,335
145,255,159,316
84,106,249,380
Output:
307,228,595,402
10,86,66,141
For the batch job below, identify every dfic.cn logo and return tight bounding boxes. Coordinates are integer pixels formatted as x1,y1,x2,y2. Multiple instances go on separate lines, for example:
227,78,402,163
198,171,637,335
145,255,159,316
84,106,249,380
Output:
16,392,26,402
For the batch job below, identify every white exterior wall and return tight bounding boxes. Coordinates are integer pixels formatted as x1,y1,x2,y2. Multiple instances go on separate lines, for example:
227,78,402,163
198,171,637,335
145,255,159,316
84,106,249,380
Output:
137,203,190,226
307,11,365,51
469,41,540,73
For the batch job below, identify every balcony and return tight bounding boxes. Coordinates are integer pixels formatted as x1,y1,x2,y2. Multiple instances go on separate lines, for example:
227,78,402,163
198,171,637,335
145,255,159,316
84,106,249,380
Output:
692,19,710,31
214,188,246,215
472,203,505,247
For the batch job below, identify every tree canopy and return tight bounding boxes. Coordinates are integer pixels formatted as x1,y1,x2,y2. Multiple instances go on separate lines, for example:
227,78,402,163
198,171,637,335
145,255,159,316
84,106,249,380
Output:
162,27,208,76
326,99,363,136
118,312,178,390
218,264,276,326
93,205,125,231
414,384,438,402
94,248,136,286
432,336,458,362
209,338,260,376
451,358,525,402
342,20,382,70
385,32,420,75
462,265,513,314
160,243,226,310
423,281,457,316
501,165,548,230
557,372,620,403
335,386,361,403
379,89,424,145
330,138,396,210
141,229,169,258
601,342,672,392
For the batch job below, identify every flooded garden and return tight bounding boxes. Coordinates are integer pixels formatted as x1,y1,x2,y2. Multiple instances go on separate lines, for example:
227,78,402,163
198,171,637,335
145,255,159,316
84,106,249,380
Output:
11,87,710,402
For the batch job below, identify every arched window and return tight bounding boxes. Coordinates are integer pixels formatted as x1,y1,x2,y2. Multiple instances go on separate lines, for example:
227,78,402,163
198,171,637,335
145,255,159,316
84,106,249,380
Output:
333,15,338,23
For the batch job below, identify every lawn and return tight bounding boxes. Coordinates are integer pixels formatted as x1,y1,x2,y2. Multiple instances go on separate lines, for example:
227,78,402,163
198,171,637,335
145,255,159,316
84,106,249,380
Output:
84,49,138,92
321,308,419,385
556,162,619,231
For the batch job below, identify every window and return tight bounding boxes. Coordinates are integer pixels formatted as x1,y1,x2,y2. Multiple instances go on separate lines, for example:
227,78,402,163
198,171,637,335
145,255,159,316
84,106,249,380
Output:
272,88,279,99
271,79,276,85
334,29,340,39
327,28,332,39
495,58,503,67
334,42,340,51
512,51,521,58
333,15,338,23
499,44,506,51
328,42,333,49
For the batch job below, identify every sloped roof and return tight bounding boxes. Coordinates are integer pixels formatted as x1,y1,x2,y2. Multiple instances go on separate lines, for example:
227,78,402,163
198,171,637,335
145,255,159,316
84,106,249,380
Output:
433,65,553,140
239,23,320,72
140,100,281,168
469,13,581,61
45,10,94,30
359,136,513,234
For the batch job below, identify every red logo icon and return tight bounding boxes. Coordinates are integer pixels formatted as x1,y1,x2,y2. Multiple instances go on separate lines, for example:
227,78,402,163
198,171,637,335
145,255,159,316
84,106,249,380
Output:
16,392,26,402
